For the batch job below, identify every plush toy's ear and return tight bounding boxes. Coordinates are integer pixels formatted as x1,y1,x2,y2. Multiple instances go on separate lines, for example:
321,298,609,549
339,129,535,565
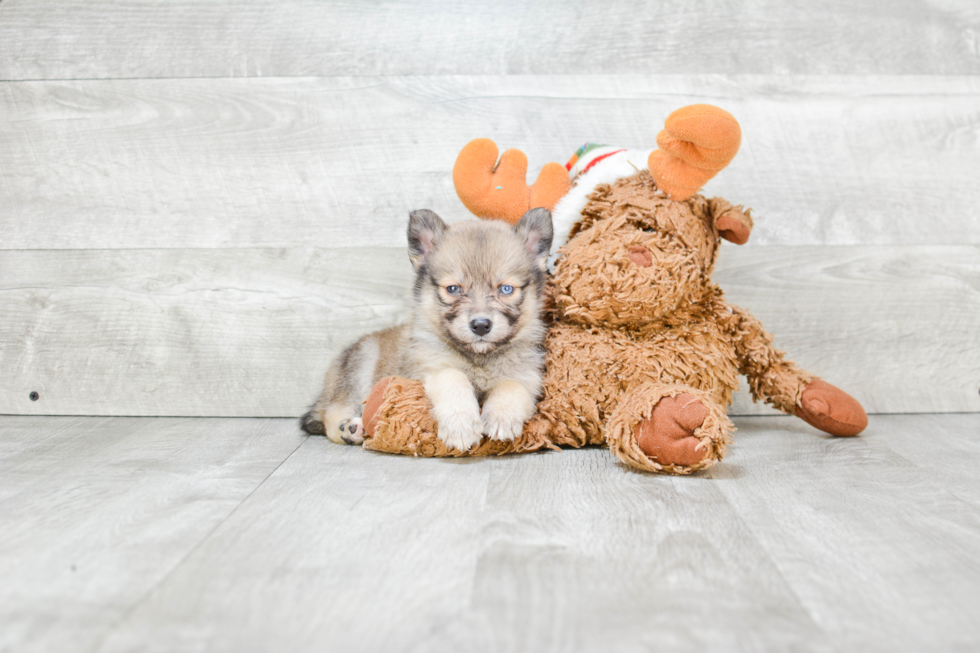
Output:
709,199,753,245
648,105,741,201
716,214,751,245
453,139,571,225
407,209,447,268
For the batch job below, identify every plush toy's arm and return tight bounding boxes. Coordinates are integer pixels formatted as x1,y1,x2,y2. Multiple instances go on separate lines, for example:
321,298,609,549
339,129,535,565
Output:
360,377,556,457
727,304,812,414
726,305,868,436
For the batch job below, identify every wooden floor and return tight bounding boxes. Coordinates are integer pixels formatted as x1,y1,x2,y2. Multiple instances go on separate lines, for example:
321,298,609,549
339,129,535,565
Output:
2,413,979,652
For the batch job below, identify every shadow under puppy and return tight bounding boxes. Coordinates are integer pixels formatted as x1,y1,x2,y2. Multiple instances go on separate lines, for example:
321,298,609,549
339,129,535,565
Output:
301,208,553,451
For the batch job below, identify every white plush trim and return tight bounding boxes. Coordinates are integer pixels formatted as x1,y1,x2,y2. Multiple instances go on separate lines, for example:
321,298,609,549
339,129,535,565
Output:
548,148,654,269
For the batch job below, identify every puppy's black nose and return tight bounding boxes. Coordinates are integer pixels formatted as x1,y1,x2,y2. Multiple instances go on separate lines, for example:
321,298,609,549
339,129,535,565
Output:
469,318,492,336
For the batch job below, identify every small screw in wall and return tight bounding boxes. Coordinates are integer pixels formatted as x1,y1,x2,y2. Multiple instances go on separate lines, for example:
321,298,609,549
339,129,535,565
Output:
29,391,39,401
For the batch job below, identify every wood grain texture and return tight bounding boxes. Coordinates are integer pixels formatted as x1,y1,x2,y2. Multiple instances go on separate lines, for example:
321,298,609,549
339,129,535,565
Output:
1,245,976,417
97,434,498,653
2,75,979,250
439,450,834,653
720,244,980,415
710,414,980,652
0,415,302,653
95,436,836,653
1,414,972,652
1,0,979,80
0,247,415,417
873,412,980,507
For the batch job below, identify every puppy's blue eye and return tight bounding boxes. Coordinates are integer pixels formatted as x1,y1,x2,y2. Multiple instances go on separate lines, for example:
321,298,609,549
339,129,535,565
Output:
446,285,461,295
500,284,514,295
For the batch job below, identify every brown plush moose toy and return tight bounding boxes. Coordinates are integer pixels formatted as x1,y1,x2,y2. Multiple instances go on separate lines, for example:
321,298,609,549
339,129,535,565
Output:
360,104,868,474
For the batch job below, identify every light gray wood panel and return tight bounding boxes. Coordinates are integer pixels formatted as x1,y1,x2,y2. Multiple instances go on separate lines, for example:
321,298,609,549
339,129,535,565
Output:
1,0,979,80
723,244,980,416
0,247,415,417
438,451,835,652
711,414,980,652
2,75,979,250
95,437,836,653
872,413,980,507
98,433,496,653
0,415,301,653
1,245,976,417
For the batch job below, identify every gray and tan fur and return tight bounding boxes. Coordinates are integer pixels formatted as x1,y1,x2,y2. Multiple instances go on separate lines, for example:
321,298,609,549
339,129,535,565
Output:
300,208,553,451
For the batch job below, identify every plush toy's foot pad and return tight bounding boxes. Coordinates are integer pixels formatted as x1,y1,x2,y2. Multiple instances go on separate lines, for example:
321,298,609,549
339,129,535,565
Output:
607,384,733,475
797,379,868,437
362,377,391,437
636,394,709,467
360,376,557,458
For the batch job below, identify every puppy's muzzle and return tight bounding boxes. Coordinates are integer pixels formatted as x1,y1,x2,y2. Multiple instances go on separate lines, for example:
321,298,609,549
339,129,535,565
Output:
469,318,493,336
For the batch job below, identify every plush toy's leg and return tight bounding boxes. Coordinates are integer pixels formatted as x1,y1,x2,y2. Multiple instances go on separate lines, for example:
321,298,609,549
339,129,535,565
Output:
728,305,868,437
360,376,556,458
796,379,868,437
605,383,732,475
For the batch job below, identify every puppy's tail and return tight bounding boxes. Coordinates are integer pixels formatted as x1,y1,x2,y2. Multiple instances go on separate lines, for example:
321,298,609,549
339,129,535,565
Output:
299,408,325,435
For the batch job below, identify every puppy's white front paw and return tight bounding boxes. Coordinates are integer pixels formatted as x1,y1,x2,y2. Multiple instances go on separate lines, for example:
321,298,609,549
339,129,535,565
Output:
481,404,525,442
424,368,483,452
481,380,535,442
436,408,483,451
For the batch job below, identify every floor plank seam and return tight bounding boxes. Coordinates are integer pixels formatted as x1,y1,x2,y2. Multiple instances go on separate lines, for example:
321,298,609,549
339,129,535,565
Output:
873,441,980,515
84,433,309,653
702,472,839,649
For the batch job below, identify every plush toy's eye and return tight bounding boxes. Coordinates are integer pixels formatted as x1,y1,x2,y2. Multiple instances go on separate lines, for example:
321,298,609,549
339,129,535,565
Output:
499,284,514,296
446,285,462,295
642,227,656,233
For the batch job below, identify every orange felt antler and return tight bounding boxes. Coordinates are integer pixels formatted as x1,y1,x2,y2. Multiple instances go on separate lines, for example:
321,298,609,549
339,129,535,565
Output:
453,139,571,224
648,105,741,201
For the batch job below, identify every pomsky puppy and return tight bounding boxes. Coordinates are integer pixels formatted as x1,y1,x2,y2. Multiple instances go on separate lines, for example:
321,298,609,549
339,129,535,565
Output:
300,208,553,451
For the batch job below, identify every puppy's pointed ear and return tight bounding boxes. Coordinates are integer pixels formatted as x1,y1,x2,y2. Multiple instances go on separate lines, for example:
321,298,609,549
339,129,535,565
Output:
407,209,448,269
514,207,553,268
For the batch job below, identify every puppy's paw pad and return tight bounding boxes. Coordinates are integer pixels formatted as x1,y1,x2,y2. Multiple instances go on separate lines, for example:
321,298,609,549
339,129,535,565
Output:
346,418,365,444
335,417,364,445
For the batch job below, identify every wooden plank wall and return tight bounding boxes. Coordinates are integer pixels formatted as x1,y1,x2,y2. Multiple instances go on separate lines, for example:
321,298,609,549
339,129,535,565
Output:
0,1,978,417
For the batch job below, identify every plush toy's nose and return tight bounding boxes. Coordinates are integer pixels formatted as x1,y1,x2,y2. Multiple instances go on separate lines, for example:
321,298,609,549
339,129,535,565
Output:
629,245,653,267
